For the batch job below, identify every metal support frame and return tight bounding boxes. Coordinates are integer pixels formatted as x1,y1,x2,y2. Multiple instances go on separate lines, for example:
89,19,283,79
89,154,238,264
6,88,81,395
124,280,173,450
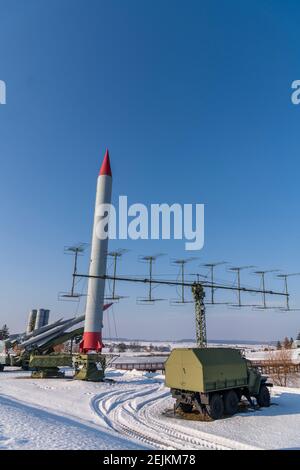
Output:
73,353,106,382
192,283,207,348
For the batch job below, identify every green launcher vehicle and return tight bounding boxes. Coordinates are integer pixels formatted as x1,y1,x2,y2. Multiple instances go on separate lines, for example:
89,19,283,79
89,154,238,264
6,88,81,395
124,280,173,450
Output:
165,347,272,420
0,340,6,371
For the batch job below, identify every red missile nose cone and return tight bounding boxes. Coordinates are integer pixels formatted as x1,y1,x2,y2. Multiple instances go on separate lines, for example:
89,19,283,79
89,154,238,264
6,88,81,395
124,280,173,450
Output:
99,149,112,177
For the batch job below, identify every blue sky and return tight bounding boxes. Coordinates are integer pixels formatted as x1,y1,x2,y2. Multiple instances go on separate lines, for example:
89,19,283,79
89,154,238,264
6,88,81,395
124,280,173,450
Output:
0,0,300,341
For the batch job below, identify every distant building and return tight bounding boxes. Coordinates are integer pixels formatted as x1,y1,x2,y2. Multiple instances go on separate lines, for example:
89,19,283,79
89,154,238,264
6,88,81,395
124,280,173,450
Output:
158,346,171,352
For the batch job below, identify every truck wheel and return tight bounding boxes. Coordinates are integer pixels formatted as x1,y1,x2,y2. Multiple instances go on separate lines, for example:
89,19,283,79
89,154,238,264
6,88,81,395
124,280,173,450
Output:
256,385,270,407
0,364,4,372
224,390,239,415
179,403,193,413
206,393,224,420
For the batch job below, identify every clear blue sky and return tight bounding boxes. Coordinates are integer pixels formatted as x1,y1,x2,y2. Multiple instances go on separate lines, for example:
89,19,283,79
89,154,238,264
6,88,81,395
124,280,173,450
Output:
0,0,300,341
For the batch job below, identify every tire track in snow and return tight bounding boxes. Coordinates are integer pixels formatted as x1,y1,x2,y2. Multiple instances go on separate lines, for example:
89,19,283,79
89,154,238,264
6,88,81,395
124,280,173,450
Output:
91,381,258,450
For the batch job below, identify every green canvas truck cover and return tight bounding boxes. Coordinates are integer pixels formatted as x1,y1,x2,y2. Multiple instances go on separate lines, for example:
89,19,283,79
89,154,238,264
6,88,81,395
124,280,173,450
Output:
165,348,248,393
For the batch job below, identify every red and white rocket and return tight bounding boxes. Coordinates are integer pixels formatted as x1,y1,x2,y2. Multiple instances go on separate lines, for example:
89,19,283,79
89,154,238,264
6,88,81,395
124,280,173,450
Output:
80,149,112,353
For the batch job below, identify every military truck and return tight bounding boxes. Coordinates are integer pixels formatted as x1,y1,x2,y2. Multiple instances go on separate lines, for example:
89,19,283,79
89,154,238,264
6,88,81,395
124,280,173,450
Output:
0,340,7,371
165,348,272,420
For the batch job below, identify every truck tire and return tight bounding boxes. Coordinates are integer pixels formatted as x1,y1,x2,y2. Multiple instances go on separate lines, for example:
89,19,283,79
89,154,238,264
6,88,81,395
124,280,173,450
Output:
224,390,239,415
206,393,224,420
179,403,193,413
256,385,270,407
0,364,4,372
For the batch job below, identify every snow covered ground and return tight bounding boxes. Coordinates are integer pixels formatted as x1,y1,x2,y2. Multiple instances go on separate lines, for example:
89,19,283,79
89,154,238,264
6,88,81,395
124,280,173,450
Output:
0,368,146,450
0,368,300,450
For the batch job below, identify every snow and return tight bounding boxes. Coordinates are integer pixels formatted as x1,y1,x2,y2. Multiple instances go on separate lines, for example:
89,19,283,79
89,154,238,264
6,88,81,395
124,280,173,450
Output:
246,348,300,362
1,367,300,450
155,386,300,450
0,369,146,450
112,356,167,364
0,395,143,450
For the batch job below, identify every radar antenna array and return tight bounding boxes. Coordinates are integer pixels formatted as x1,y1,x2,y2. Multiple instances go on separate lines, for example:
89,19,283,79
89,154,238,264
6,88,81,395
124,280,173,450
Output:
137,254,166,304
252,270,280,310
228,265,257,307
105,249,129,301
200,261,229,305
171,258,198,304
59,243,89,301
63,245,293,348
276,273,300,311
72,267,290,348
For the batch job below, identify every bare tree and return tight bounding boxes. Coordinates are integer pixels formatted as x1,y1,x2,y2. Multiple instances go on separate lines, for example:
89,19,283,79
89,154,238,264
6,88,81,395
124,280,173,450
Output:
117,342,127,353
266,349,293,386
0,324,9,340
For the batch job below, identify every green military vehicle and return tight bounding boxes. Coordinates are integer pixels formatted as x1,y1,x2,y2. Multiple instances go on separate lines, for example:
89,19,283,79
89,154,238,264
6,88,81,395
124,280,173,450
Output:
165,347,272,420
0,340,6,371
0,340,29,371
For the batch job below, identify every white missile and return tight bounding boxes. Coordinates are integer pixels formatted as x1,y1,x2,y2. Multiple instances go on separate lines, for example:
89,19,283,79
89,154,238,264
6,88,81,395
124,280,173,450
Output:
19,304,113,350
20,316,84,348
24,318,65,340
80,149,112,353
26,310,37,334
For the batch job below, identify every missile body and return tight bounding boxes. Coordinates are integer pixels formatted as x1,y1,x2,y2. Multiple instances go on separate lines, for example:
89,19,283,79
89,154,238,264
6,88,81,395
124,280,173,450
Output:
16,304,112,351
26,310,37,334
43,309,50,326
24,318,65,340
35,309,47,330
21,317,83,348
80,150,112,353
